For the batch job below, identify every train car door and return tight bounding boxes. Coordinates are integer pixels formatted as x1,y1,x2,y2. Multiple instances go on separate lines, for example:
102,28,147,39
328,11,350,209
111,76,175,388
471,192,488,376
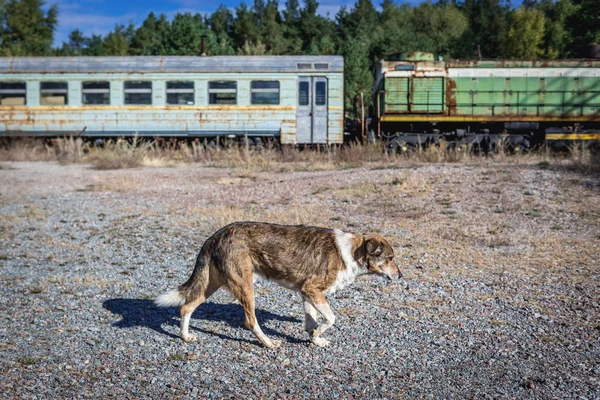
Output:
297,77,328,144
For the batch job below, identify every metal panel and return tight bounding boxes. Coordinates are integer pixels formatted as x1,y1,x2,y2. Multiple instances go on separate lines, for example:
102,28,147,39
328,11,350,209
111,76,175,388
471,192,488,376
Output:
295,76,328,143
0,56,344,74
412,77,444,113
386,77,409,113
296,77,312,144
0,106,294,136
312,77,328,143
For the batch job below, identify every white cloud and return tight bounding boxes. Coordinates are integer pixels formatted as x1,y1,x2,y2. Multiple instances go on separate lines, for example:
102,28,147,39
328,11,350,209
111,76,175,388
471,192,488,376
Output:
54,11,138,45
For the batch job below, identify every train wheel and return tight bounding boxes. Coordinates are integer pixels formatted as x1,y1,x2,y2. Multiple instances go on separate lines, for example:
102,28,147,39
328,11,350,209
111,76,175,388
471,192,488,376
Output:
512,138,531,154
387,137,415,155
251,137,265,151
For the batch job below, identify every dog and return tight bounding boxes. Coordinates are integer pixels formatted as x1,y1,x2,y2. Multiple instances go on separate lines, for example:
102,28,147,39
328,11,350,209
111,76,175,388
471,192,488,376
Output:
155,222,401,348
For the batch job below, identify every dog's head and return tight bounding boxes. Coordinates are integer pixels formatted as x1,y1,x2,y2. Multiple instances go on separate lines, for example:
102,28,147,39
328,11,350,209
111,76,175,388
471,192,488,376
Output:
356,234,401,280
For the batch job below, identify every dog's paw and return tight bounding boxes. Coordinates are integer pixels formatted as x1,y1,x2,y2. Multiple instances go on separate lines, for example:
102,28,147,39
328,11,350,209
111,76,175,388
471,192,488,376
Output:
182,334,198,343
312,337,330,347
265,339,282,349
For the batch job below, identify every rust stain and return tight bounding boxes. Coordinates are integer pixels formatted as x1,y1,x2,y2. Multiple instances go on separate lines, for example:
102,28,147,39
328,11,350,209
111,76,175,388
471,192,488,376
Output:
446,78,457,116
381,115,600,123
0,105,297,112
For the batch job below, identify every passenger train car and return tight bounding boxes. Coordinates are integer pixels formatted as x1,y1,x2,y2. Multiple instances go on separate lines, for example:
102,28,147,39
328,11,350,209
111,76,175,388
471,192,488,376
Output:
373,52,600,150
0,56,344,144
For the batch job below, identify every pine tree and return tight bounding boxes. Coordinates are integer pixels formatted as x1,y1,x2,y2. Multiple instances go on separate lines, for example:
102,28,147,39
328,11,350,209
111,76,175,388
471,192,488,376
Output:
232,2,260,50
166,13,205,55
282,0,302,53
103,24,130,56
208,5,236,55
1,0,57,56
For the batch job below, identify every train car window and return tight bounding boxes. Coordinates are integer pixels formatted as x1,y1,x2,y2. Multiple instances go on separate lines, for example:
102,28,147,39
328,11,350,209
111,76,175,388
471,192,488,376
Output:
314,63,329,70
82,81,110,105
124,81,152,105
166,81,194,105
250,81,279,105
298,81,309,106
208,81,236,105
0,82,27,105
315,81,326,106
40,82,68,105
297,63,311,70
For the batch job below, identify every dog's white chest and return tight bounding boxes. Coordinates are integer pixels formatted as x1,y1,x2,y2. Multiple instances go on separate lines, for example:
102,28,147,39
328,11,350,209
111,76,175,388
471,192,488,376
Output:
326,266,359,294
326,229,364,295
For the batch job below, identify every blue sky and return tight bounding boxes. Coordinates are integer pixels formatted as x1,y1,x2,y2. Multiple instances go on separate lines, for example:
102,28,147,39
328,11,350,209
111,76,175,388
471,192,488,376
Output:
49,0,417,46
50,0,521,46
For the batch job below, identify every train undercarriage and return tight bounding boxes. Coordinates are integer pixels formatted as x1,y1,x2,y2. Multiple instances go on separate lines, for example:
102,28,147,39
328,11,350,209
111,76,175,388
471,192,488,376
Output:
375,120,600,153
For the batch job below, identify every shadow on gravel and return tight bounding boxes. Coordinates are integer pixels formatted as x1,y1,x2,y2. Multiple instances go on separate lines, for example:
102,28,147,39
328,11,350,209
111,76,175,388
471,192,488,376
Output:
103,298,305,346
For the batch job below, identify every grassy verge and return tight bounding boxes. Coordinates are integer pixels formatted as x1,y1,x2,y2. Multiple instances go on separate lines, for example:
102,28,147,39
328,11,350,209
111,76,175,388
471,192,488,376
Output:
0,136,598,173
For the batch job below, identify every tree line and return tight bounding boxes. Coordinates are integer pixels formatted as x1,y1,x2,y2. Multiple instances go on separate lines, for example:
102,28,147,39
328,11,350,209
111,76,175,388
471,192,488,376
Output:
0,0,598,115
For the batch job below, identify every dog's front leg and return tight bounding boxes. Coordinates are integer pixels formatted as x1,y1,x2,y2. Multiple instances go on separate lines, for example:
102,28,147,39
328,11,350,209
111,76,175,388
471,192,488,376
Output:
303,297,319,335
303,292,336,347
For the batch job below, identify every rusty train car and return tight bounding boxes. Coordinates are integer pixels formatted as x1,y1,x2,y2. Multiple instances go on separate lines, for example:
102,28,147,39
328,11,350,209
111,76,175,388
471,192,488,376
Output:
0,56,344,145
373,52,600,151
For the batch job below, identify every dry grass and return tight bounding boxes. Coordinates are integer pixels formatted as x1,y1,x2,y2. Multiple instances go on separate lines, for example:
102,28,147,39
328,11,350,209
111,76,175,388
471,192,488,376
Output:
0,137,599,175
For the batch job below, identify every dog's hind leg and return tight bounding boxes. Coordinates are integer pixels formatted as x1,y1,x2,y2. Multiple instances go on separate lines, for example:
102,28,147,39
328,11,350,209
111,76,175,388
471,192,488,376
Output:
226,275,281,349
179,269,222,342
302,290,336,347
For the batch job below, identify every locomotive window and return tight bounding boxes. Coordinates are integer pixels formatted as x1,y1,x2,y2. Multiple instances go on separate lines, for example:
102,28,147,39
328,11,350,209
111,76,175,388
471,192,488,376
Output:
0,82,26,105
124,81,152,105
166,81,194,105
208,81,236,105
298,81,309,106
250,81,279,105
315,81,326,106
82,81,110,105
40,82,68,105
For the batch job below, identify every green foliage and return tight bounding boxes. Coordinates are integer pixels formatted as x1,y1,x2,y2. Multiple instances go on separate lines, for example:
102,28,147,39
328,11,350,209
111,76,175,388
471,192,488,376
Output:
209,5,236,55
568,0,600,54
0,0,595,113
505,7,546,59
130,12,170,56
535,0,576,58
166,13,207,55
0,0,57,56
232,2,260,50
341,38,372,118
456,0,511,58
103,23,132,56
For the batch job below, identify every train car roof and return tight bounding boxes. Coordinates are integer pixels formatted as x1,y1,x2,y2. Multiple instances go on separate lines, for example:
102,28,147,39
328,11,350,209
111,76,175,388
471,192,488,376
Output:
445,59,600,68
0,56,344,74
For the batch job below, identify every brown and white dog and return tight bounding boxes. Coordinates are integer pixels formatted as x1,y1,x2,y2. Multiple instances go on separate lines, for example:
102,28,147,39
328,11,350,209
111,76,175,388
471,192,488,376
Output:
155,222,401,348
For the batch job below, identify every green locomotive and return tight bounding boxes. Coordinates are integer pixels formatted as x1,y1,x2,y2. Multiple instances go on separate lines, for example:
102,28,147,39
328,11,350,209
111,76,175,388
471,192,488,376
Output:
373,52,600,151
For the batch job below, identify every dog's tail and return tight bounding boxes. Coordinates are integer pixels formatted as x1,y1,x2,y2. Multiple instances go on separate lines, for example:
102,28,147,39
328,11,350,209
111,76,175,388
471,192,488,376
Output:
155,288,186,307
155,249,214,308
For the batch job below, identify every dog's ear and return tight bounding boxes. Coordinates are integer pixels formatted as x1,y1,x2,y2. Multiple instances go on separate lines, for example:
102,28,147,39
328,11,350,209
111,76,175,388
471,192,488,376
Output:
366,237,384,257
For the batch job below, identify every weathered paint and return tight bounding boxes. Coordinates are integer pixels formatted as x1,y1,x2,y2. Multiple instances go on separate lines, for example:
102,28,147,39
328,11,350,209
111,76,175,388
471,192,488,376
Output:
380,115,600,122
546,133,600,140
0,56,345,144
0,56,344,74
445,60,600,69
374,58,600,123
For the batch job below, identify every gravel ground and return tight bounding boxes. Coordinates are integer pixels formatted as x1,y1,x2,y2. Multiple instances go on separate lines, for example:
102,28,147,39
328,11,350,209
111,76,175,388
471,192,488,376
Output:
0,161,599,399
